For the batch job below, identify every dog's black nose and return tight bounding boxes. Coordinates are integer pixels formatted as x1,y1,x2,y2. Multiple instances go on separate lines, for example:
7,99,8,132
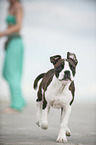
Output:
64,71,70,78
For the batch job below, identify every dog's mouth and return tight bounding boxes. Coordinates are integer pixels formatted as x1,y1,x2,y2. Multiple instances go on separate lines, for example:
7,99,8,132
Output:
59,74,71,81
64,76,71,81
59,77,71,81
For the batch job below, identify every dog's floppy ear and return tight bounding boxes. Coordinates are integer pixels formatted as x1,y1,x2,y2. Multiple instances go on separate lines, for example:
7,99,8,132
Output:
50,55,61,65
67,52,78,66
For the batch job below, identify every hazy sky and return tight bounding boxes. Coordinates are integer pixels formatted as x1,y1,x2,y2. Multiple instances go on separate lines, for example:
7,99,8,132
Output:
0,0,96,102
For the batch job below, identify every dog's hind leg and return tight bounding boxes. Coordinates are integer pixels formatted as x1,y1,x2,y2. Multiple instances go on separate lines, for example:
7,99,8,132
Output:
60,107,63,123
36,101,42,127
66,127,71,137
40,104,50,130
36,84,43,127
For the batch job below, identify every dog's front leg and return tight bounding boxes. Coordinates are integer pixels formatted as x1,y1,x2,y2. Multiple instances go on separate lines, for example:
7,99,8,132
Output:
41,104,49,130
60,108,71,137
57,105,71,143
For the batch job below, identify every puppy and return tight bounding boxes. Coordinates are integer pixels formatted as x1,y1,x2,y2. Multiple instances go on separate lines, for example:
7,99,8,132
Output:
33,52,78,143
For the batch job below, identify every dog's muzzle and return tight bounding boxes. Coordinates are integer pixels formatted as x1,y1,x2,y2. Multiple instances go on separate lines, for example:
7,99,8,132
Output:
63,70,71,81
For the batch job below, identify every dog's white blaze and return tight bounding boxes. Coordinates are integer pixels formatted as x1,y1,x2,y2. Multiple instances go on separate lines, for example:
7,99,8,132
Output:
45,76,72,109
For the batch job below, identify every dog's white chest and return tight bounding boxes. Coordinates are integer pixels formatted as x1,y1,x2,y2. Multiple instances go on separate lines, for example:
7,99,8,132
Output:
45,76,72,108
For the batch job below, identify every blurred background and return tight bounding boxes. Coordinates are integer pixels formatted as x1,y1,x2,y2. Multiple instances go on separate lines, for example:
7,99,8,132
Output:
0,0,96,104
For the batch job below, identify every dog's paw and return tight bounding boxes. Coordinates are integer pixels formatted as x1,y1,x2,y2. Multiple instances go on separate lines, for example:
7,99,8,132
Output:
41,122,48,130
36,121,40,127
56,132,67,143
66,127,71,137
56,135,67,143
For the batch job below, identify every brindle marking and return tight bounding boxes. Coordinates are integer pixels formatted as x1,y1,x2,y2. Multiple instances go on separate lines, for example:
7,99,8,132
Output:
36,69,54,109
69,81,75,105
67,59,76,77
67,52,78,77
54,59,64,78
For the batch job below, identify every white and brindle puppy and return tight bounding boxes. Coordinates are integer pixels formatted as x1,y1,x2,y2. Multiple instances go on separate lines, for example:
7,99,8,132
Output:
33,52,78,143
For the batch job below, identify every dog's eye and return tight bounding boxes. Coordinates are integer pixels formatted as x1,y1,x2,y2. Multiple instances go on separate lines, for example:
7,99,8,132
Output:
70,64,75,69
57,65,63,71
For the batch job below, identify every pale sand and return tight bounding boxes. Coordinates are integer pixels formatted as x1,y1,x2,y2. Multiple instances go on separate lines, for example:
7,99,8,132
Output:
0,102,96,145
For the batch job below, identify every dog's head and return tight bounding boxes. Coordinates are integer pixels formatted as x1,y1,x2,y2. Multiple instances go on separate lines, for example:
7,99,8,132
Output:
50,52,78,81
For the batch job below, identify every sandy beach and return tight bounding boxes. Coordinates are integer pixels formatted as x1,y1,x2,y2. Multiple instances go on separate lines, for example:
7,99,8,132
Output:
0,102,96,145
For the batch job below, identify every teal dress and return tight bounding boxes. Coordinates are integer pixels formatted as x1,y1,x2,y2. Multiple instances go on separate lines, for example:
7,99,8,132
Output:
3,15,26,111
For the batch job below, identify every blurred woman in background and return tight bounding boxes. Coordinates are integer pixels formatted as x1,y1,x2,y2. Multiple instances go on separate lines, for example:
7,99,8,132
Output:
0,0,26,113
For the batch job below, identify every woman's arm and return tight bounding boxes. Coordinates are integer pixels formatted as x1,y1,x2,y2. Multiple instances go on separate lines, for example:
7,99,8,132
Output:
0,5,23,38
0,31,8,37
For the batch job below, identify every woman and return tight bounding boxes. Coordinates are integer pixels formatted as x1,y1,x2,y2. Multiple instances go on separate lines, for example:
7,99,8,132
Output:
0,0,26,113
